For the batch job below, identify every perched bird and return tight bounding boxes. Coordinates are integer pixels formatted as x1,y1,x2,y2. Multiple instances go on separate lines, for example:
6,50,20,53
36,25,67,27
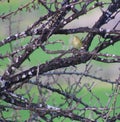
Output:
71,36,82,49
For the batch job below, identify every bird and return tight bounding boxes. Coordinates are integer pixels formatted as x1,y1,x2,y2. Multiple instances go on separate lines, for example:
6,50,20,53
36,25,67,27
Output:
71,36,82,49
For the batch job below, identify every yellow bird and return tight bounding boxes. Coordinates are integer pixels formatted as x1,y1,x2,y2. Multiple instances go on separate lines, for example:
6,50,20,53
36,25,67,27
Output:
71,36,82,49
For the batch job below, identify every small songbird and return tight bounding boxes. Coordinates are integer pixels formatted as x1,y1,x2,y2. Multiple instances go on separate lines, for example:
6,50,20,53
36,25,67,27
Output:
71,36,82,49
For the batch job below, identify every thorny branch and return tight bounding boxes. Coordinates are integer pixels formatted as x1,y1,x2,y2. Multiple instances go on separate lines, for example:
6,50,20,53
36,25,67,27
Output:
0,0,120,121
